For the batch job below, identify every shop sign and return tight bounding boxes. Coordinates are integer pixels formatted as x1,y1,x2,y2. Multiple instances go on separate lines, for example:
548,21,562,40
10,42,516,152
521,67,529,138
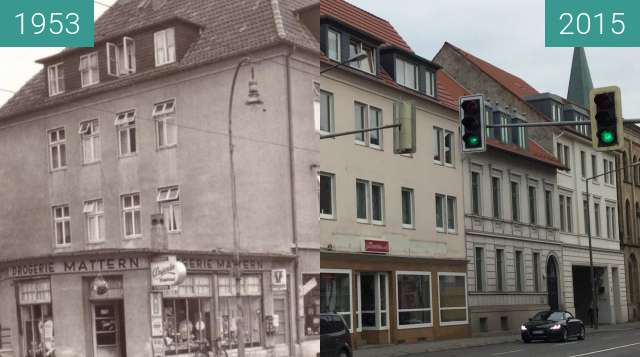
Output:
179,257,267,272
271,269,287,291
151,337,165,357
151,256,187,288
362,239,389,254
151,317,164,337
4,257,147,279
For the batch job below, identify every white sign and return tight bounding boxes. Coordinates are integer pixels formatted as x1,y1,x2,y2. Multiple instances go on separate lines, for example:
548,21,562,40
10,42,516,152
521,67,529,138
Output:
151,317,164,337
151,255,187,287
272,269,287,291
302,277,318,296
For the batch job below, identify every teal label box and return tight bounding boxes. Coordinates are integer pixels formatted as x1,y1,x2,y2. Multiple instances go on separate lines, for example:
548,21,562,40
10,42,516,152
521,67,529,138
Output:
546,0,640,47
0,0,94,47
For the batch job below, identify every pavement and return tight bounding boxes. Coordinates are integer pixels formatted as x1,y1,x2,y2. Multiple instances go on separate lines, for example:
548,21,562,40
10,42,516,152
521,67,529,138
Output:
353,321,640,357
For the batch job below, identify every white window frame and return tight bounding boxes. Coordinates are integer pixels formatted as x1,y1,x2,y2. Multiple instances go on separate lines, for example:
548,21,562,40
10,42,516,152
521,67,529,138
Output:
115,110,136,157
443,130,454,166
370,182,385,225
401,187,414,229
348,40,375,74
154,28,176,66
319,172,336,220
435,194,445,232
84,199,105,243
437,272,469,326
153,99,177,148
446,196,457,233
53,205,71,247
394,58,419,90
319,90,334,135
47,63,65,96
327,29,341,62
79,119,100,164
79,52,99,87
158,186,181,233
321,269,353,332
433,127,443,164
395,271,432,329
48,128,66,171
368,106,383,149
471,170,482,216
356,272,389,332
425,70,435,97
122,193,142,239
491,175,502,219
355,179,370,223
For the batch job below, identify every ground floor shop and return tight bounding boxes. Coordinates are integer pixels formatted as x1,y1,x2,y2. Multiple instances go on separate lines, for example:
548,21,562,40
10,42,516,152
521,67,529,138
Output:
320,253,469,349
623,245,640,321
561,246,628,325
0,251,319,357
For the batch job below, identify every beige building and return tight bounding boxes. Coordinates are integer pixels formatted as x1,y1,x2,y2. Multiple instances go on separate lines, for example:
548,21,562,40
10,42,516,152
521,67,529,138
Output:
319,0,470,348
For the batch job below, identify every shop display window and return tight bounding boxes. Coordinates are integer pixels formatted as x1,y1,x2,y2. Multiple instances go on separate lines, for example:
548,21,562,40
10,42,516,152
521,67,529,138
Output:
217,275,263,349
396,272,432,328
19,280,55,357
320,270,352,329
303,274,320,336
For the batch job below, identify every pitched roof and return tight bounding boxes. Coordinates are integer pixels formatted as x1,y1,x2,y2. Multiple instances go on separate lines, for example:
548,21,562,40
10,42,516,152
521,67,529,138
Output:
443,42,539,100
0,0,319,120
320,0,411,52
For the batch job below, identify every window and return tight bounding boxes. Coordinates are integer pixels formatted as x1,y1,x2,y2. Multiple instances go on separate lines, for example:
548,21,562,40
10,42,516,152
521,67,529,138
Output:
79,119,100,164
401,188,414,228
433,128,454,166
154,28,176,66
79,52,99,87
122,193,141,239
515,251,523,291
556,143,571,171
475,247,484,292
369,107,382,148
320,91,334,134
47,63,64,96
545,189,553,227
106,37,136,76
471,171,481,215
592,154,598,181
492,176,502,219
490,111,503,140
153,100,177,148
48,128,66,170
533,252,540,292
580,151,586,178
84,199,104,243
433,127,442,163
435,194,457,233
583,199,590,235
444,131,454,165
438,273,468,325
396,272,431,328
327,29,341,61
319,172,336,219
356,180,369,222
395,58,418,90
115,110,136,156
447,196,457,232
435,194,445,231
371,182,384,225
425,70,435,97
604,159,615,184
511,180,520,222
559,194,573,232
551,103,562,121
321,270,352,329
158,186,181,232
606,206,617,239
594,202,601,237
354,102,366,144
348,40,375,74
217,275,263,349
528,185,537,225
53,205,71,246
358,273,388,330
496,249,504,291
509,117,526,148
18,280,55,357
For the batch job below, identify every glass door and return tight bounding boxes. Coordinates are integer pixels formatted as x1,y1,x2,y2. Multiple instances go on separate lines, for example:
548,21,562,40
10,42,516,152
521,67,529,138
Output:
93,302,125,357
357,272,388,330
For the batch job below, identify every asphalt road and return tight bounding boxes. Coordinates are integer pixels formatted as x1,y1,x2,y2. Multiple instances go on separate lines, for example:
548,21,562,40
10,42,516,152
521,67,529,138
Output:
416,327,640,357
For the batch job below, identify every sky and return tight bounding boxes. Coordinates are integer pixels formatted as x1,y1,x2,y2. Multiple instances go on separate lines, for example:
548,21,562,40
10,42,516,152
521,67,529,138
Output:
2,0,640,117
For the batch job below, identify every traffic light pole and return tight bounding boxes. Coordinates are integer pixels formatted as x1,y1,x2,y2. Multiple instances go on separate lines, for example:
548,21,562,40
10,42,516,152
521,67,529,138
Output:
320,123,400,139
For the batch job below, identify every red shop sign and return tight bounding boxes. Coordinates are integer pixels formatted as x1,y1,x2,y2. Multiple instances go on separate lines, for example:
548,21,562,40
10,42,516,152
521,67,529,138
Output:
363,239,389,253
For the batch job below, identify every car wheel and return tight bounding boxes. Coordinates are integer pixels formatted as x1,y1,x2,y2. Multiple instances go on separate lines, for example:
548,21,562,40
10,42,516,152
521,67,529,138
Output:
560,328,568,343
578,326,585,340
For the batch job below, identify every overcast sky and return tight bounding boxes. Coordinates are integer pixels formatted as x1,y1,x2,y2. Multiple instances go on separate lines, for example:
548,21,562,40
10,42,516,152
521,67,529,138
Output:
2,0,640,117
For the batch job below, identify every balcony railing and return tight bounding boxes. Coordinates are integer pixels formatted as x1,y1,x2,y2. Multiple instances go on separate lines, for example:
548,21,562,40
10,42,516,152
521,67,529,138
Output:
465,215,558,242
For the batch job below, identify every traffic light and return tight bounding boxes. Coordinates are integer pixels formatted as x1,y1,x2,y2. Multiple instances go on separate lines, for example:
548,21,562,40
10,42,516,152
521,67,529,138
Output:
589,86,623,151
394,101,416,154
459,95,486,153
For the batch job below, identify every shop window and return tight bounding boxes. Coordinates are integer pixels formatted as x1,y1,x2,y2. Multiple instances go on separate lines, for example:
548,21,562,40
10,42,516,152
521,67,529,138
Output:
396,272,431,328
303,274,320,336
438,273,468,325
19,279,54,357
218,275,263,349
320,270,352,330
162,275,212,356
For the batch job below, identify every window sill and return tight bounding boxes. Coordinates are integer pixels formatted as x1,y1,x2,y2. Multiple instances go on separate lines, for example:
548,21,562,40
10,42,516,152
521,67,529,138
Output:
54,244,72,249
83,160,101,167
402,225,415,230
81,82,100,88
87,241,106,245
397,322,433,330
356,219,370,225
447,229,458,235
155,60,177,67
119,153,137,159
49,91,65,97
372,221,385,226
320,215,336,221
50,167,68,173
436,227,446,233
167,230,182,235
123,235,142,240
439,320,469,327
157,144,178,151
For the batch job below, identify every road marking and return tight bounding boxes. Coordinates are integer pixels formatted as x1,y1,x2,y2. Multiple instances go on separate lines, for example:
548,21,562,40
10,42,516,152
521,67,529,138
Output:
491,350,523,356
568,342,640,356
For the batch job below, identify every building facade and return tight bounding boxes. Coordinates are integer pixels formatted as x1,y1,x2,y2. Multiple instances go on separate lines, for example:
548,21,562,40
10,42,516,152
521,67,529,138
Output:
0,1,321,357
319,0,470,348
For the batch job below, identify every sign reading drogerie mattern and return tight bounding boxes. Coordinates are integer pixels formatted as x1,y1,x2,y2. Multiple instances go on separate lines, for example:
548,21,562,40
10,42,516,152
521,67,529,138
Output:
0,0,93,47
5,257,148,279
546,0,640,46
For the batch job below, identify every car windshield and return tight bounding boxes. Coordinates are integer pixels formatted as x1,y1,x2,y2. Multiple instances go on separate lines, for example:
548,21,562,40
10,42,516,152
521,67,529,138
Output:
532,311,565,322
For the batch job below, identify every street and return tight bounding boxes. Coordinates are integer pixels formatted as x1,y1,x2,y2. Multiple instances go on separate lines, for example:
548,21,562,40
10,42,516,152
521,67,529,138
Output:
418,327,640,357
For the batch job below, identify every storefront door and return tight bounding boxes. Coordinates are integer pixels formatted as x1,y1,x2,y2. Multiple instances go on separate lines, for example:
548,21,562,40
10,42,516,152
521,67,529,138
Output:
92,301,126,357
357,272,388,344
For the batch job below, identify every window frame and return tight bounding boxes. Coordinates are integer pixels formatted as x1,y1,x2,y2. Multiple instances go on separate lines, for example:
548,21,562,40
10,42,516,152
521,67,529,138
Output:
425,70,435,97
511,179,520,222
474,246,484,292
355,179,370,223
401,187,415,229
395,271,433,329
84,199,105,244
471,170,481,216
326,28,341,62
115,110,137,157
394,58,419,91
79,119,101,164
47,62,65,96
496,249,505,291
154,28,176,67
319,90,334,135
437,272,469,326
348,39,376,74
446,196,457,233
321,269,354,332
515,250,524,292
122,193,142,239
532,252,540,292
158,186,181,233
528,184,537,225
319,172,336,220
153,99,178,149
79,52,100,87
491,175,502,219
48,127,67,171
368,106,383,149
370,182,385,225
53,204,71,247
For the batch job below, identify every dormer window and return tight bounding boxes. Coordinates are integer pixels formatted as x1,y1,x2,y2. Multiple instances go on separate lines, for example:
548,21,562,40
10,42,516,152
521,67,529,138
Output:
349,40,375,74
425,70,435,97
551,102,563,121
79,52,100,87
47,63,65,96
327,29,341,61
395,58,419,91
107,37,136,76
154,28,176,67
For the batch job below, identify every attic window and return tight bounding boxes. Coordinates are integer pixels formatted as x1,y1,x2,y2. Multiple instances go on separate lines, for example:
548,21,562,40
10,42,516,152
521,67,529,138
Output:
348,40,375,74
327,29,341,61
154,28,176,66
395,58,418,90
47,63,65,96
79,52,99,87
107,37,136,76
425,71,435,97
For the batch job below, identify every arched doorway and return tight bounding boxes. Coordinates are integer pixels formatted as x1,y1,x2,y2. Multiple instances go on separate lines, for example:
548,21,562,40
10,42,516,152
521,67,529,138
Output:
547,256,560,311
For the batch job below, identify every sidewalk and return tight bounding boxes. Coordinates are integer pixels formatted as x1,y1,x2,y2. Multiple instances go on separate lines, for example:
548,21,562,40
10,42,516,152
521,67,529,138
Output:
353,321,640,357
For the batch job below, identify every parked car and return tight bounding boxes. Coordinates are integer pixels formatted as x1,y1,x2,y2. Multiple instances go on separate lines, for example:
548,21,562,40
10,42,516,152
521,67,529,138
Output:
320,313,352,357
521,310,585,343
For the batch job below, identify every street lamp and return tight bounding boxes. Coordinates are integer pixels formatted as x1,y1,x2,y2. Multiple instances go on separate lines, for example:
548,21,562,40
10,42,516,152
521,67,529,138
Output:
227,57,263,357
320,52,368,74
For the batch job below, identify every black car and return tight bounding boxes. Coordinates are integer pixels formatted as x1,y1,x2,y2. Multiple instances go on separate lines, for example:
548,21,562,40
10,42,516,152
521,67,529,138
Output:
320,313,352,357
521,310,585,343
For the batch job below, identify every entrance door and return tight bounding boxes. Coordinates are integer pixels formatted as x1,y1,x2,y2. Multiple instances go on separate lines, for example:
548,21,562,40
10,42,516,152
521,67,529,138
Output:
357,272,388,344
546,256,559,311
92,301,125,357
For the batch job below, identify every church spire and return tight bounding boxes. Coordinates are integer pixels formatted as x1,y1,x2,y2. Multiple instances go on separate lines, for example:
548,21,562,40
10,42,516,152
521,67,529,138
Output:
567,47,594,109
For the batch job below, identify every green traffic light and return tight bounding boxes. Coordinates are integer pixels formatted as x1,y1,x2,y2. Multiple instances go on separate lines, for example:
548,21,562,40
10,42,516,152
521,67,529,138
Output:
599,130,615,144
466,135,480,147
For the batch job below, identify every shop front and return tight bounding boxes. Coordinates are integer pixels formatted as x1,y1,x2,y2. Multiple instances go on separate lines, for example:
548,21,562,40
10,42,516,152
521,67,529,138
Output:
321,253,470,348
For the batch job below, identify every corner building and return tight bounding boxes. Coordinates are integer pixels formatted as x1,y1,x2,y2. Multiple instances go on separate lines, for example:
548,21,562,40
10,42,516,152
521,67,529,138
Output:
319,0,470,348
0,0,321,356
